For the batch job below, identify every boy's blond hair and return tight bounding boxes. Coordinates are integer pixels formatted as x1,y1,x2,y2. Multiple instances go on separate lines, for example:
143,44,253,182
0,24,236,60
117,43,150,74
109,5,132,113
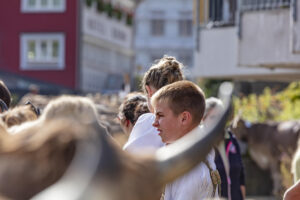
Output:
151,80,206,126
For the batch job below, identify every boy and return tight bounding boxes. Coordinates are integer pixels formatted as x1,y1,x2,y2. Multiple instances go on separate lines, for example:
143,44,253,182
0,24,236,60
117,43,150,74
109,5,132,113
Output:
152,80,219,200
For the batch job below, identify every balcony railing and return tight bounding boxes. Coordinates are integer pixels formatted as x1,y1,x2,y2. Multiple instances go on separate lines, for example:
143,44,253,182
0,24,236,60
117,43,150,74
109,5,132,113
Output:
201,0,237,27
241,0,290,12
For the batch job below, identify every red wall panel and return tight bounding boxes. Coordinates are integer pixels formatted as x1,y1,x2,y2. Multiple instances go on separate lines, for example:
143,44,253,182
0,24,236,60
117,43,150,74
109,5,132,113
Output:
0,0,78,89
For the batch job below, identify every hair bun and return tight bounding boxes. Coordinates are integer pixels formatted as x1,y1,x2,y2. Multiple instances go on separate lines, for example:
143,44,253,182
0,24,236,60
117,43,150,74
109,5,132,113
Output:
163,55,176,61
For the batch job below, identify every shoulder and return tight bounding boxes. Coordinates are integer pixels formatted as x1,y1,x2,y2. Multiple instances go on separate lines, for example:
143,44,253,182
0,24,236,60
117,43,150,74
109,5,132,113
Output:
130,113,155,134
131,113,156,137
123,132,164,153
171,162,212,187
166,163,213,199
136,113,155,123
123,113,163,152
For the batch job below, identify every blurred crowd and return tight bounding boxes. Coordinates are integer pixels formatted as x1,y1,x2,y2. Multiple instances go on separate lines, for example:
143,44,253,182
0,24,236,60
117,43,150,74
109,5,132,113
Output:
0,56,298,200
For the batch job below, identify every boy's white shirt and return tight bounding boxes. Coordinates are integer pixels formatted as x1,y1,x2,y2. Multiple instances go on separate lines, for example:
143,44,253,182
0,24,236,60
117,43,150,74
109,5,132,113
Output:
123,116,218,199
123,113,164,153
164,126,218,200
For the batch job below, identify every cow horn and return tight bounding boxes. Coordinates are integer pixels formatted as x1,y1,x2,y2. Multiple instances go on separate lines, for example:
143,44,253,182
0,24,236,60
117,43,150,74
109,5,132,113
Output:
155,82,233,184
31,122,105,200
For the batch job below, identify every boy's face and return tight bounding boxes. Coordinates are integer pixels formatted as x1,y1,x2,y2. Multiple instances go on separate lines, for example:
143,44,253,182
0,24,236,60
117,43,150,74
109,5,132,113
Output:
152,100,184,144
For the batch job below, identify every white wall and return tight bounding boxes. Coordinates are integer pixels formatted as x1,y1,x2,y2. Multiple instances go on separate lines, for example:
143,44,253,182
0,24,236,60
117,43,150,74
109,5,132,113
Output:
193,27,300,81
193,27,238,78
239,9,300,68
134,0,195,74
82,6,133,49
81,6,134,93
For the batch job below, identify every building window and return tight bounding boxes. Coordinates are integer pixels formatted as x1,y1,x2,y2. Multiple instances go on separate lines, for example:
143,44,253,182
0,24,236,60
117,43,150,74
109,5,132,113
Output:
20,33,65,70
206,0,237,25
178,19,192,36
151,19,165,36
21,0,66,13
209,0,223,22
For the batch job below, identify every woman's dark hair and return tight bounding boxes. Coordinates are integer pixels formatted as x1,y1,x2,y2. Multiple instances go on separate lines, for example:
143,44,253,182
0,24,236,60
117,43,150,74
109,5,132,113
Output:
119,93,149,125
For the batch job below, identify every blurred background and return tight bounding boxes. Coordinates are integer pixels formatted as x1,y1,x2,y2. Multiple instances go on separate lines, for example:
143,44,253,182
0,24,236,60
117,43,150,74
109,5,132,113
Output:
0,0,299,199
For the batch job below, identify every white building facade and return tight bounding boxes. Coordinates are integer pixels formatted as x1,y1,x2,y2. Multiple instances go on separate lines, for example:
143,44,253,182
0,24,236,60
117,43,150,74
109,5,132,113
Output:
134,0,194,75
80,0,135,93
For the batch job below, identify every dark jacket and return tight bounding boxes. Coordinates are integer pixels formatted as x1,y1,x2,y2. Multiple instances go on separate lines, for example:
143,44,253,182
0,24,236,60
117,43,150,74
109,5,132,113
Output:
215,130,245,200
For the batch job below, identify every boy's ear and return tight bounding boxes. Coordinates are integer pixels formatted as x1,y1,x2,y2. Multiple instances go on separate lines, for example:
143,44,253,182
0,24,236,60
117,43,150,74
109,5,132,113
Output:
180,111,192,125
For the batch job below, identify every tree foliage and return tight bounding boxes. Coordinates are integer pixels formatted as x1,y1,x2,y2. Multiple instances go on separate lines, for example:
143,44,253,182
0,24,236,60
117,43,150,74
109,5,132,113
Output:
198,79,229,98
233,81,300,122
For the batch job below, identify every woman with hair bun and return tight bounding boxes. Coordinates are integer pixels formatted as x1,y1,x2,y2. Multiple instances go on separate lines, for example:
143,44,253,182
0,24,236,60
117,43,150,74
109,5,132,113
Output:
123,55,184,153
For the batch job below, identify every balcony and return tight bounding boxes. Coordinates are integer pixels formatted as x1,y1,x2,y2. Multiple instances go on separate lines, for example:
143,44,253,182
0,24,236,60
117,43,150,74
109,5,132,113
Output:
238,0,300,69
192,0,300,81
241,0,290,12
192,27,239,79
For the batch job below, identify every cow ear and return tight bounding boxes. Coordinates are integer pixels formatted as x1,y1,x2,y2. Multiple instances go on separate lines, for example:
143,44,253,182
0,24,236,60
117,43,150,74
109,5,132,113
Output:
231,115,239,129
237,109,243,119
232,109,244,129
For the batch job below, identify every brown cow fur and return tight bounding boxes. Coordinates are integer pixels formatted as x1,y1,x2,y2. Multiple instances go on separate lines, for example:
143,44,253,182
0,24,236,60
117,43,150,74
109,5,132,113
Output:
0,96,103,199
0,120,76,200
231,118,300,196
0,96,164,200
1,104,38,128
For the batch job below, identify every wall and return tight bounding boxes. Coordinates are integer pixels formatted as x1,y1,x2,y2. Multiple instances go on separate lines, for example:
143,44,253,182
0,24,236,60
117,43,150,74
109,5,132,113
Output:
239,9,300,69
81,6,134,93
192,26,300,81
0,0,78,89
134,0,195,73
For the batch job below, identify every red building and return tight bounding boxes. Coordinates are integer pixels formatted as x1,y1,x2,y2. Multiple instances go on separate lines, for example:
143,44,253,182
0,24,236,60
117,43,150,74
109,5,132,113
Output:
0,0,135,94
0,0,79,90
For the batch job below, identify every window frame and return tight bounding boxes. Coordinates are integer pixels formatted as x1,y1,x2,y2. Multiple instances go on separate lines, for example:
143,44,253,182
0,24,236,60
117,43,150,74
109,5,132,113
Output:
151,19,165,36
178,19,193,37
20,33,65,70
21,0,66,13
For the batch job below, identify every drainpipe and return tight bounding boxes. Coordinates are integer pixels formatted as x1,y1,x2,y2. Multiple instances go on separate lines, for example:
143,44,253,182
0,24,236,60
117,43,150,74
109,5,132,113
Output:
291,0,297,22
237,0,243,39
131,2,141,91
76,0,83,93
195,0,201,52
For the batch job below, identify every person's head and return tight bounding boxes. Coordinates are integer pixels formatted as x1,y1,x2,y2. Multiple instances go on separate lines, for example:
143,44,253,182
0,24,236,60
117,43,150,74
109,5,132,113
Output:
118,93,150,135
0,80,11,111
42,95,98,124
29,84,40,94
151,80,206,144
1,103,39,128
142,56,184,112
203,97,224,127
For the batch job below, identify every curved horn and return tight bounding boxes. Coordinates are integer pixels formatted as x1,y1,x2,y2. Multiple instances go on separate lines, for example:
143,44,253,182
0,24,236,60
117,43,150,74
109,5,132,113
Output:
155,82,234,184
31,122,104,200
